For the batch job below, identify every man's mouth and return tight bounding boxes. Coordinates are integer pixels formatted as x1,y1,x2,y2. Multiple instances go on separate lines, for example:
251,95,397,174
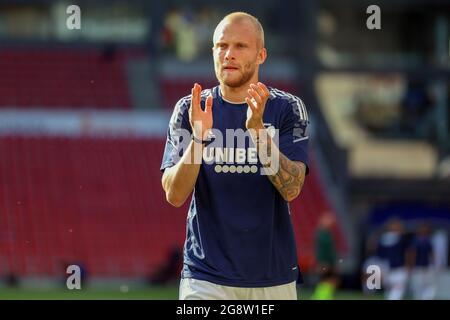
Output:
223,66,239,71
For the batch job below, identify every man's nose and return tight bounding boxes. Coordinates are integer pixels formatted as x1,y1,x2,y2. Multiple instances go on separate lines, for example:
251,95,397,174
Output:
224,48,235,60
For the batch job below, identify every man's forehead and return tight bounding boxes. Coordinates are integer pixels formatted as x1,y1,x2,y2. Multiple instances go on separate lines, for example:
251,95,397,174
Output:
213,20,259,44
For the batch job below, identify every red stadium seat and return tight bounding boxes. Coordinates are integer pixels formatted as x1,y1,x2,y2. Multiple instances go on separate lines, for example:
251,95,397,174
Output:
0,48,142,109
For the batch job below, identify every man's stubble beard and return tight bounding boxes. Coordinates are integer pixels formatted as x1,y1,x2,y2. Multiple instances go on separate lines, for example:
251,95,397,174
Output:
217,62,257,88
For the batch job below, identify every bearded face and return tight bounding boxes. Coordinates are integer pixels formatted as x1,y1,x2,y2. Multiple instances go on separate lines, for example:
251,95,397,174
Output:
212,20,263,89
215,58,257,88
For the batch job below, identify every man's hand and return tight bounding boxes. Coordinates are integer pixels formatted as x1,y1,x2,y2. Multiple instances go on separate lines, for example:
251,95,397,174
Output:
245,82,306,202
245,82,270,130
162,84,212,207
189,83,213,140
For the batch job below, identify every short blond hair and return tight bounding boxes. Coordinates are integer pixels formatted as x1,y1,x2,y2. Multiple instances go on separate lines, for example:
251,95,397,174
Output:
213,12,265,49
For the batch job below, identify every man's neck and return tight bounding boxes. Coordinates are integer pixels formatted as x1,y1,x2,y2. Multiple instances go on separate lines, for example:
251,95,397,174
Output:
219,80,258,104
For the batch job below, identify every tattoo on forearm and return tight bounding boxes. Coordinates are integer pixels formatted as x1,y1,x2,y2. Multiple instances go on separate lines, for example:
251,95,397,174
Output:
267,150,305,200
255,133,306,201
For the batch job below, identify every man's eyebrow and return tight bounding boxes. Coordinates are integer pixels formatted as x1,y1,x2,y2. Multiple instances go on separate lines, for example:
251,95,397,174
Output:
216,41,249,45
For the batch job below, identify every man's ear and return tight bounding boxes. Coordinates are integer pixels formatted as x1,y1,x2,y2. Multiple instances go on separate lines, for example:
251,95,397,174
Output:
257,48,267,65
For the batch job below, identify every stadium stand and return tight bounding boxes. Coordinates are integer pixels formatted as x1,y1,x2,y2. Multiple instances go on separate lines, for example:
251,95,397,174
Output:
0,135,346,277
0,48,144,109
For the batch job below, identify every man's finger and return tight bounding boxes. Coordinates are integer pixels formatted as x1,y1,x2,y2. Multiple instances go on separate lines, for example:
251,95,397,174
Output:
248,88,262,106
192,83,201,111
257,82,270,97
245,97,257,113
251,83,266,101
195,83,201,108
191,85,197,111
205,94,213,114
191,87,195,107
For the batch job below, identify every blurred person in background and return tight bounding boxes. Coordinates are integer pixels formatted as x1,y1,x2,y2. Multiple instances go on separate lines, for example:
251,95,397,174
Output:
431,228,449,298
409,223,436,300
361,234,384,296
315,213,337,273
161,12,309,300
163,8,199,61
376,218,410,300
432,228,448,271
148,245,183,286
312,212,339,300
400,80,434,139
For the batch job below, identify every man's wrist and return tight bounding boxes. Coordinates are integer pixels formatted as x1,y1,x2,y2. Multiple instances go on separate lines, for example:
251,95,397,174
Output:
247,121,265,132
192,134,206,144
248,121,265,140
254,127,268,142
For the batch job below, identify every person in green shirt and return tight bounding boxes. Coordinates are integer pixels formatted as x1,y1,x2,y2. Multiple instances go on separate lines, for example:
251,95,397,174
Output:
312,213,339,300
